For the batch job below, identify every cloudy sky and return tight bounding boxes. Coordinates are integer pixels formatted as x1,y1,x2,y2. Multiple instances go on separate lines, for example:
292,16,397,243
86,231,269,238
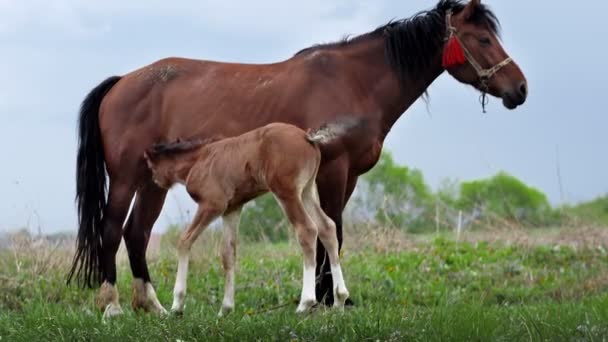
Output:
1,0,607,233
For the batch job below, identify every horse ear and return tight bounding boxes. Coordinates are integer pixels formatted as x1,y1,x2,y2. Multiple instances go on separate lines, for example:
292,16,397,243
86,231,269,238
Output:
462,0,481,20
143,151,156,165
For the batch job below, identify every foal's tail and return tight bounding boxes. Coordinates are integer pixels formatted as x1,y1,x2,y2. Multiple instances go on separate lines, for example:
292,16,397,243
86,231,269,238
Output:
67,76,122,288
306,117,367,146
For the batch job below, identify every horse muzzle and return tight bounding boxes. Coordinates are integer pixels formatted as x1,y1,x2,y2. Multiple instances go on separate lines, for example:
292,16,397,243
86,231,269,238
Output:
501,81,528,110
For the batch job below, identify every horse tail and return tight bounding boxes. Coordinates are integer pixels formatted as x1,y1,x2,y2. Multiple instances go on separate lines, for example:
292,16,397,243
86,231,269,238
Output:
67,76,122,288
306,117,367,146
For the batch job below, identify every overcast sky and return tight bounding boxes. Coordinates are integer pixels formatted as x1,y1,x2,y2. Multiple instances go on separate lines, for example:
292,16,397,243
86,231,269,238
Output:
1,0,607,233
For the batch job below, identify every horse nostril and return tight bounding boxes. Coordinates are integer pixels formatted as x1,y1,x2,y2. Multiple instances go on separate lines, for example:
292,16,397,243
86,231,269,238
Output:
519,82,528,98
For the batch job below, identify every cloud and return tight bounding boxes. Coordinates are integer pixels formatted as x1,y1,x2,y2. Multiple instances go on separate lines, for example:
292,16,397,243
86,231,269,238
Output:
0,0,388,43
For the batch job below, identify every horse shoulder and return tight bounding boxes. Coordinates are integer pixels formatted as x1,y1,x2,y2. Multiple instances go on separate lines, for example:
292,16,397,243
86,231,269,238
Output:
351,138,383,175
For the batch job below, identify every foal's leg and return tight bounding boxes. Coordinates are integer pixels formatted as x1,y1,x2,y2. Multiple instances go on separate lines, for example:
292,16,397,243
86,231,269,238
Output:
275,194,319,313
303,182,349,308
218,206,242,317
123,182,168,315
171,203,223,314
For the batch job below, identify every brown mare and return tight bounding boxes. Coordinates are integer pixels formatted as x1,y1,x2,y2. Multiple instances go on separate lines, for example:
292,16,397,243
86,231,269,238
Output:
68,0,527,317
144,121,361,315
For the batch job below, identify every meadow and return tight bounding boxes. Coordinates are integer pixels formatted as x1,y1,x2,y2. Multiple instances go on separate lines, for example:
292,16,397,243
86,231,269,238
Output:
1,225,607,341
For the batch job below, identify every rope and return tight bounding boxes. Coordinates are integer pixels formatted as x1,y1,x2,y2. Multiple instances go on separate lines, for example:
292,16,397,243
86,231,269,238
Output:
444,10,513,112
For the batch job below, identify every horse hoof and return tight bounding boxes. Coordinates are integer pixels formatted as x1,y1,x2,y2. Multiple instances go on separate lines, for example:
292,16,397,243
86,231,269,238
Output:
218,305,234,317
296,299,317,313
102,303,123,321
334,289,350,308
170,309,184,317
156,306,169,317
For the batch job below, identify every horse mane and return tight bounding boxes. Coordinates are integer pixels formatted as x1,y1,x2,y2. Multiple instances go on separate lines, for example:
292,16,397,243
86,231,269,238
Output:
295,0,500,82
147,137,221,157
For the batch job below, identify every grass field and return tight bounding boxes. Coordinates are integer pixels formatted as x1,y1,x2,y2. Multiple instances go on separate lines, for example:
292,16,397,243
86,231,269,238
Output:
1,226,607,341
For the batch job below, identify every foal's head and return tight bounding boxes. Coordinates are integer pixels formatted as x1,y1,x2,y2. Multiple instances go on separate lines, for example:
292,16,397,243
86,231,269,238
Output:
442,0,527,109
144,139,206,189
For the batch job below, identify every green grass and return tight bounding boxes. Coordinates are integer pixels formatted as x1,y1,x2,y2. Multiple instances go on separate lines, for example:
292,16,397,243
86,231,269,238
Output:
1,234,608,341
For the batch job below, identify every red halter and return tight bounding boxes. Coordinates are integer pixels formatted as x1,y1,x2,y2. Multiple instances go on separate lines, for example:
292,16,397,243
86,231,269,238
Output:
442,10,513,112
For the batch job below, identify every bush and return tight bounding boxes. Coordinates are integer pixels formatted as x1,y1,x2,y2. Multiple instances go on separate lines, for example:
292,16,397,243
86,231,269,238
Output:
361,151,434,232
457,172,558,226
562,195,608,226
173,150,576,240
239,194,290,242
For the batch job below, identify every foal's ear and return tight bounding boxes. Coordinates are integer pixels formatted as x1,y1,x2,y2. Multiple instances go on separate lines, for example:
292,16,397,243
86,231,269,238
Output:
143,151,155,166
462,0,481,20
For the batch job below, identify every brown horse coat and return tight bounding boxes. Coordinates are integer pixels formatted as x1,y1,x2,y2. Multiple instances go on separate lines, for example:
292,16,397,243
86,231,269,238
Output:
144,122,355,314
69,0,527,317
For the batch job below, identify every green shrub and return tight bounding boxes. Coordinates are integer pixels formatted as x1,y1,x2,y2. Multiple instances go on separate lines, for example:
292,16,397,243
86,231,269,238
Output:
457,172,558,226
362,151,434,232
562,195,608,225
239,193,290,242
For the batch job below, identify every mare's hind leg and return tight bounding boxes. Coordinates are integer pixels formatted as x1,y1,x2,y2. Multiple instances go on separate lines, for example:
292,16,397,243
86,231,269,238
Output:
171,202,225,314
123,181,168,315
303,182,349,308
274,193,319,313
218,206,242,317
97,180,136,319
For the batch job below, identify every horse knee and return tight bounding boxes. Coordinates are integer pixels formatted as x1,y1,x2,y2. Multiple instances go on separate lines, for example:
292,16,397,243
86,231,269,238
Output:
221,242,236,271
296,224,318,259
102,221,123,253
176,235,193,254
318,216,337,237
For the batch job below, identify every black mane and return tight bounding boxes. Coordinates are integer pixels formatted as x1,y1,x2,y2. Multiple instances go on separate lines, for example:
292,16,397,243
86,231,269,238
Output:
296,0,500,81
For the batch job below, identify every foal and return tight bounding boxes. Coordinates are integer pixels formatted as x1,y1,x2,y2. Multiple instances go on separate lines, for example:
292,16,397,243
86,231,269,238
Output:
144,120,361,315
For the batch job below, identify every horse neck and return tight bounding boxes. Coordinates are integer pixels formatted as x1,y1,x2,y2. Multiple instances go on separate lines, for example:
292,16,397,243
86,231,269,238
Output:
338,35,444,139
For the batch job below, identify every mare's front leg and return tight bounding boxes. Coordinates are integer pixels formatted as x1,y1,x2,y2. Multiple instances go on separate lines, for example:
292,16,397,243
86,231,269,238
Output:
171,203,224,314
315,158,349,306
218,206,243,317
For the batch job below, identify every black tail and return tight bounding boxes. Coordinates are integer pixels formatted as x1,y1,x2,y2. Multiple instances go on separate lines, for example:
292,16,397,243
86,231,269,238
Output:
67,76,122,288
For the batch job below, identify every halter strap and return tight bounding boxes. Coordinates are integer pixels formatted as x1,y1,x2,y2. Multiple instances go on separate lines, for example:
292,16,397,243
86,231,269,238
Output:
445,10,512,97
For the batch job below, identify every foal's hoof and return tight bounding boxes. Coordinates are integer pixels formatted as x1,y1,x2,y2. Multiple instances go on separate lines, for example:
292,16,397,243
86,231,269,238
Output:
335,289,350,307
296,299,317,313
218,305,234,317
156,306,169,317
102,303,124,321
170,304,185,317
170,309,184,317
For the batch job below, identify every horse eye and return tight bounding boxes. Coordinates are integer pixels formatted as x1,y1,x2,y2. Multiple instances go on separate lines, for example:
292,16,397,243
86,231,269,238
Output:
479,37,491,46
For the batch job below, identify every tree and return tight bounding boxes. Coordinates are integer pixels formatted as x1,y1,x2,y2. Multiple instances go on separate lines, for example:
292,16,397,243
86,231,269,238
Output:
457,172,555,226
239,194,290,242
361,151,434,232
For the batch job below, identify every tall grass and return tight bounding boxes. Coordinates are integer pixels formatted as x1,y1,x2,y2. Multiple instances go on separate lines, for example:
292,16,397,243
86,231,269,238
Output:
1,226,608,340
